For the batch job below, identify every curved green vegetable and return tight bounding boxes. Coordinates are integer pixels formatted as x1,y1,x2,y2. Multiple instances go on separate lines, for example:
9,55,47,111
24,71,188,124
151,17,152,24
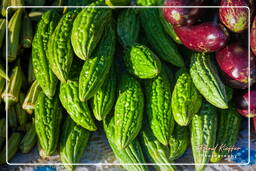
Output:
190,52,228,109
19,122,37,153
32,10,60,98
117,8,140,48
124,44,161,79
35,91,63,157
145,70,174,145
47,9,79,82
71,2,112,60
59,80,97,131
191,102,218,171
91,67,116,121
0,19,6,48
60,116,90,171
79,24,115,101
172,71,202,126
114,73,144,149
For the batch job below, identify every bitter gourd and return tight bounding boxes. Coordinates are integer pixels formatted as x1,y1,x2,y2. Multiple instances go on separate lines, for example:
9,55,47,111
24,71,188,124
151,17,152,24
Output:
59,80,97,131
79,24,115,101
190,52,228,109
60,116,91,171
191,102,218,171
47,9,79,83
172,71,202,126
32,10,60,98
104,116,148,171
105,0,130,6
124,44,161,79
71,1,112,60
114,72,144,149
145,69,174,145
169,124,189,160
140,8,184,67
210,104,241,163
117,8,140,48
140,126,176,171
35,91,63,157
91,66,116,121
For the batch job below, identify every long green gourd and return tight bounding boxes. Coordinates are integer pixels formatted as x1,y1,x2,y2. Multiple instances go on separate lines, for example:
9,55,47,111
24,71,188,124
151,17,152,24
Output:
60,116,91,171
32,10,60,98
71,1,112,60
47,9,79,83
190,52,228,109
172,71,202,126
145,69,174,145
114,72,144,149
79,24,116,101
191,102,218,171
34,91,63,157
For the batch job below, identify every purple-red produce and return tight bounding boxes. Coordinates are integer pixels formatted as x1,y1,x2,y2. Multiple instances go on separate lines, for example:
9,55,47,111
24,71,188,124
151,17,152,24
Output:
235,87,256,117
254,117,256,133
174,22,229,52
219,0,249,33
251,16,256,56
216,43,256,89
162,0,204,26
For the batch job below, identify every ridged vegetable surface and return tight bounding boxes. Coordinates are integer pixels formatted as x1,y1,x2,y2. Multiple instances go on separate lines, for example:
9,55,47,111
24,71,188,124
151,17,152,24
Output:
169,124,189,160
114,73,144,149
79,24,115,101
140,126,176,171
190,52,228,109
191,102,218,171
35,91,63,157
124,44,161,79
145,69,174,145
0,118,6,138
117,8,140,48
47,9,79,82
139,8,184,67
59,80,97,131
137,0,161,5
91,67,116,121
210,104,241,163
60,116,90,171
172,71,202,126
105,0,130,6
104,116,148,171
16,93,28,129
0,19,5,48
71,2,112,60
32,10,60,98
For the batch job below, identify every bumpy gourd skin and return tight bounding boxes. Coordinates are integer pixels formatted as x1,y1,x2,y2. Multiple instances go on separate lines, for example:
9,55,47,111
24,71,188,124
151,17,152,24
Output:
34,91,63,157
79,24,116,102
191,102,218,171
145,69,174,146
210,104,241,163
103,116,148,171
114,73,144,149
140,126,176,171
190,52,228,109
71,1,112,60
169,124,189,160
32,10,60,98
91,67,116,121
60,116,90,171
124,44,161,79
117,8,140,48
172,71,202,126
47,9,79,83
139,8,184,67
59,80,97,131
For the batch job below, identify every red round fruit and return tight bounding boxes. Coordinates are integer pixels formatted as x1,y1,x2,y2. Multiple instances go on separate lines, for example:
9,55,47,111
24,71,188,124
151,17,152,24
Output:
174,22,229,52
219,0,249,33
216,43,256,89
162,0,204,26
